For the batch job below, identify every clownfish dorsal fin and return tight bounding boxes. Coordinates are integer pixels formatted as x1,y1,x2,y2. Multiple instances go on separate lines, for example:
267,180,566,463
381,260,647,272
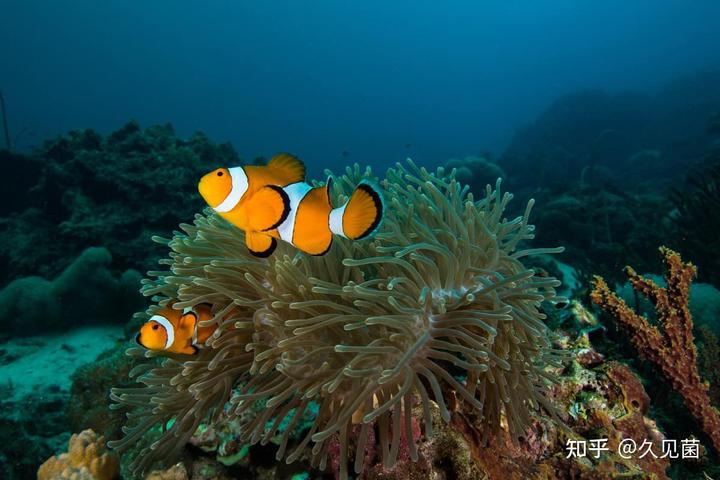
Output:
245,185,290,231
268,153,306,184
246,231,278,258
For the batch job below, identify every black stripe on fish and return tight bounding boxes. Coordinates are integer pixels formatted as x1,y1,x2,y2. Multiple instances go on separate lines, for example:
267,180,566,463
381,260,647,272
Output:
262,185,291,231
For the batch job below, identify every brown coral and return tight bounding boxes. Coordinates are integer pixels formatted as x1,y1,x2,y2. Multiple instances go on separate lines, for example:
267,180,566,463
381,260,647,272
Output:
606,362,650,415
590,246,720,453
37,429,119,480
605,362,669,479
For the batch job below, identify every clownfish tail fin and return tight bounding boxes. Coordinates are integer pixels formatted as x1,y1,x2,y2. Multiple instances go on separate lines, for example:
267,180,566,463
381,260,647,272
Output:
329,181,384,240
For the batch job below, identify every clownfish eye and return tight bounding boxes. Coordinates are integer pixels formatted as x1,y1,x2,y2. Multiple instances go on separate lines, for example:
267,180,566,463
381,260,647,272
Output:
217,171,224,177
152,324,159,330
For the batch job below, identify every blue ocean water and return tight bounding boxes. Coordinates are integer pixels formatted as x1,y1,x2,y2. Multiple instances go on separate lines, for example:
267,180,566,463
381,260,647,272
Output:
1,1,719,174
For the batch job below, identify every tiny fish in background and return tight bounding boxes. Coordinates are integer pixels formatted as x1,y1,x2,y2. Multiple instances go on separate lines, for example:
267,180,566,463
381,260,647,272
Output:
198,153,384,257
136,303,217,355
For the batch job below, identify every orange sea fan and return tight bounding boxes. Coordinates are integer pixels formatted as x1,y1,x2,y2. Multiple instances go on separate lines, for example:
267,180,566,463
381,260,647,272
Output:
109,159,564,478
591,247,720,453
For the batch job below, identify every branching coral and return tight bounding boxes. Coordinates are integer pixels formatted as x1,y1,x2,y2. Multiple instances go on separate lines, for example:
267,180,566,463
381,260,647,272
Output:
109,160,565,478
591,247,720,452
38,429,119,480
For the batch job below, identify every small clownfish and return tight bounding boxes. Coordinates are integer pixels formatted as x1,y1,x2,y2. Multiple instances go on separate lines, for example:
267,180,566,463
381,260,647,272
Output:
198,153,384,257
136,304,217,355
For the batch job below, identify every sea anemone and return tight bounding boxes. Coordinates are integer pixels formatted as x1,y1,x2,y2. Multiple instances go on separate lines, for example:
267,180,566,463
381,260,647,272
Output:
109,159,564,478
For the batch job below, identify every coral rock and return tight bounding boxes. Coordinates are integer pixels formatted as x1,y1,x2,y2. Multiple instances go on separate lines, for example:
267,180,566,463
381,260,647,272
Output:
576,348,605,368
0,247,142,336
37,429,119,480
145,463,188,480
606,363,650,415
67,342,143,440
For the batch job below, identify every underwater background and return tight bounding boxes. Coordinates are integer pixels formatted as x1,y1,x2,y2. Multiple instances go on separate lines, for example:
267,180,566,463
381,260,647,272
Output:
1,1,720,479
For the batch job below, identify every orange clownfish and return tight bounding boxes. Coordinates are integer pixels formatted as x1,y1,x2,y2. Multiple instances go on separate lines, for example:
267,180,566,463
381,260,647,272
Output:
198,153,383,257
136,304,217,355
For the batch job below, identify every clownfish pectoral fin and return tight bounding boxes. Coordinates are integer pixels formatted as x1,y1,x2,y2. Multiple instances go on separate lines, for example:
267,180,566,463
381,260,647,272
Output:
329,181,384,240
177,344,199,355
268,153,306,184
179,311,198,335
246,185,290,231
246,231,278,258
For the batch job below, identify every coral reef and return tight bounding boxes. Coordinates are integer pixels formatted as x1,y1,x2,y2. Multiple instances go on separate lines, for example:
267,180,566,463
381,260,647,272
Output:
698,327,720,411
37,429,119,480
444,155,505,195
502,69,720,191
144,464,189,480
0,384,70,480
454,357,673,480
0,121,239,287
591,247,720,452
493,70,720,290
530,184,673,284
0,247,143,336
154,301,678,479
144,459,237,480
67,342,145,440
0,325,124,480
671,160,720,286
109,160,565,478
0,149,42,214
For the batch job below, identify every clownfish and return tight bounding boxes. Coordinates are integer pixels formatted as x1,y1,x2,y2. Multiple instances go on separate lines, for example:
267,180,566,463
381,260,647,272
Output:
136,303,217,355
198,153,383,257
